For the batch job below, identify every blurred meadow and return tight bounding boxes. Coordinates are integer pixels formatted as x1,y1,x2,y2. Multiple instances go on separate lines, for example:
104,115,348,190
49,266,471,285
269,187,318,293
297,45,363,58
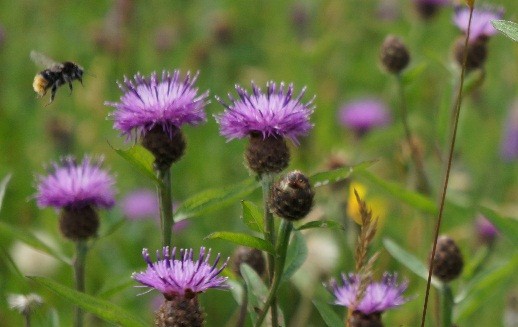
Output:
0,0,518,326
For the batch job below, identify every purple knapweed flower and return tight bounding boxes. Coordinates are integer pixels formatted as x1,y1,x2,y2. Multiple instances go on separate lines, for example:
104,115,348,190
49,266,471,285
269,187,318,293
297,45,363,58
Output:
453,6,504,42
106,70,209,141
330,273,409,314
338,98,391,136
121,189,159,221
215,82,314,145
132,247,229,299
35,156,115,209
475,216,499,245
501,102,518,161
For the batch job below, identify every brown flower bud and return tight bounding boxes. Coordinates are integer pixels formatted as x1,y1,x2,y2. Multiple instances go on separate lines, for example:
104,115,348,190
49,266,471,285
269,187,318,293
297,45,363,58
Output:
142,125,186,171
431,235,464,282
380,35,410,74
269,170,314,221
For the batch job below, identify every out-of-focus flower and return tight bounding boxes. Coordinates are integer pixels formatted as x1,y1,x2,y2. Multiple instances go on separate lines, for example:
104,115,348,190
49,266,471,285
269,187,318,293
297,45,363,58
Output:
347,182,387,227
413,0,450,20
132,246,229,299
35,156,116,240
121,189,159,220
380,35,411,74
501,102,518,161
8,293,43,315
453,6,504,42
475,215,499,245
338,98,391,136
330,273,410,314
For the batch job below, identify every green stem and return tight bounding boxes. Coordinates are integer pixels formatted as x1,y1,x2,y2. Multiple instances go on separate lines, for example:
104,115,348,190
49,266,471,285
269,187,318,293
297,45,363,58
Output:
260,173,277,325
420,5,474,327
157,168,173,247
73,240,88,327
255,220,293,327
396,74,431,195
441,284,454,327
23,313,30,327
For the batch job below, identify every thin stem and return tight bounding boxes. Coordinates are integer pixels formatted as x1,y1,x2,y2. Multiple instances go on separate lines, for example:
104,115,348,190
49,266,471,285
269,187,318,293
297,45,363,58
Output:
441,284,454,327
236,286,248,327
73,240,88,327
157,168,173,247
396,74,431,195
260,173,277,326
255,220,293,327
420,5,474,327
23,313,31,327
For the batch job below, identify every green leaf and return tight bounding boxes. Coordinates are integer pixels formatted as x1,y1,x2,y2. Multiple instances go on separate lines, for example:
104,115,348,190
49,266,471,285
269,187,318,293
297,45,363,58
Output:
310,160,376,188
383,238,441,289
455,253,518,322
282,231,308,282
242,200,264,233
97,279,135,299
175,178,257,221
0,174,11,213
241,264,268,324
111,144,161,185
492,20,518,42
0,221,70,265
29,276,147,327
479,206,518,247
205,231,274,254
313,300,343,327
401,62,427,86
227,279,245,305
296,220,344,231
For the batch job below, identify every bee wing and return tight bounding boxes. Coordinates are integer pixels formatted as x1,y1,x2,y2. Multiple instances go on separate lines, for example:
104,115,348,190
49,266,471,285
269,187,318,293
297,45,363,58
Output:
30,51,59,69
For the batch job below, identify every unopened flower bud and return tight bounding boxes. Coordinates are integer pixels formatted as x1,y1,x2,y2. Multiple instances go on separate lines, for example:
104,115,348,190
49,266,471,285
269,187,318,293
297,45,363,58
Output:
380,35,410,74
245,133,290,176
269,170,314,221
453,36,487,71
142,126,186,171
231,246,266,278
155,297,204,327
431,235,464,282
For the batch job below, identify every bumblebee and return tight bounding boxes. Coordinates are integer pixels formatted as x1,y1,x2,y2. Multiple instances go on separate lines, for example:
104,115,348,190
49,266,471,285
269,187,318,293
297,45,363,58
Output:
31,51,84,105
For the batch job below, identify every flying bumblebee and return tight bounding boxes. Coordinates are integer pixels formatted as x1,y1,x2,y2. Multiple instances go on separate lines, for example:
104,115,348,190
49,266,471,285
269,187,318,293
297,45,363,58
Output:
31,51,84,105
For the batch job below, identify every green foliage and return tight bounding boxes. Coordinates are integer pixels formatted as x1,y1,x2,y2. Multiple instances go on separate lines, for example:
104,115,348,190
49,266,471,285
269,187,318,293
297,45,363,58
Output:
205,231,275,254
313,300,343,327
492,20,518,42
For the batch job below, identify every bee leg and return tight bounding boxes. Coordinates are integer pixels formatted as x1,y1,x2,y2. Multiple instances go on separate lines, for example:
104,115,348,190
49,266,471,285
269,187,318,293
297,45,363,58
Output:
68,81,73,95
46,84,58,105
79,77,83,86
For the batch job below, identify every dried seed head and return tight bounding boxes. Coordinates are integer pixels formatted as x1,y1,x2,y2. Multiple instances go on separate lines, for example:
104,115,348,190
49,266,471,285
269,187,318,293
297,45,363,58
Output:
431,235,464,282
245,133,290,176
155,297,204,327
141,125,186,171
453,36,488,71
380,35,410,74
59,206,99,240
231,246,266,278
269,170,314,221
349,311,384,327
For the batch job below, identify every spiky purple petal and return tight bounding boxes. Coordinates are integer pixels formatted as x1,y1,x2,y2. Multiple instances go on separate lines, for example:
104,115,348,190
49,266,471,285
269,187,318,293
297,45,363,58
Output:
453,6,504,42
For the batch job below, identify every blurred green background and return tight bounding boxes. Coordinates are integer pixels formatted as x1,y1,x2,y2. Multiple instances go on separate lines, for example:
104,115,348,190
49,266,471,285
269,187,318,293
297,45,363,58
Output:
0,0,517,326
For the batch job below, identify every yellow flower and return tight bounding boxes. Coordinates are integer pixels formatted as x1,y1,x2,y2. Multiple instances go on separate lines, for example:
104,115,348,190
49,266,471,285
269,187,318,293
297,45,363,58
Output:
347,181,387,227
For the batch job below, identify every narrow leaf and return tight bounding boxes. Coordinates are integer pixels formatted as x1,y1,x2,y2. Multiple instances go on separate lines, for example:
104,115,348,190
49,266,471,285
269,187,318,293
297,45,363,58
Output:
29,276,147,327
492,20,518,42
310,160,376,188
241,264,268,324
175,178,257,221
111,144,161,185
0,221,70,265
205,231,274,254
383,238,441,289
0,174,11,212
296,220,344,231
401,62,427,86
313,300,343,327
479,206,518,247
282,231,308,282
242,200,264,233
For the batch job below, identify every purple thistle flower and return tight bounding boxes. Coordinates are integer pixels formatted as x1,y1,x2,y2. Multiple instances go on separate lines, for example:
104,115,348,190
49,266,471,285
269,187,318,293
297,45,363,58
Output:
35,156,115,209
132,247,229,299
106,70,209,141
338,98,391,135
453,6,504,42
215,82,315,145
330,273,410,314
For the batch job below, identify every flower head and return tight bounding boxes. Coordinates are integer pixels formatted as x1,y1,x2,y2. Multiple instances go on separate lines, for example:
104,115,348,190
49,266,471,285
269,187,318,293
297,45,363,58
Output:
35,156,115,209
330,273,409,314
106,70,209,141
475,216,499,245
121,189,159,221
454,6,504,42
215,82,314,145
339,98,391,135
132,247,229,299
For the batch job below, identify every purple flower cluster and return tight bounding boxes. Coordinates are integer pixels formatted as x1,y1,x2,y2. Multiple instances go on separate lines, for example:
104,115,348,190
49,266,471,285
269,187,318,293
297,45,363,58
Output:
330,273,409,314
35,156,115,209
132,247,229,298
215,82,314,144
453,6,504,42
338,98,391,135
106,70,209,141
